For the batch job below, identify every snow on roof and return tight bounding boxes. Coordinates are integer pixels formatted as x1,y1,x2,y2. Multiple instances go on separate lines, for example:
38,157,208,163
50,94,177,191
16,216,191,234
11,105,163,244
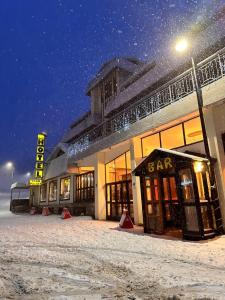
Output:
105,13,225,115
86,57,144,95
154,148,208,162
11,182,28,190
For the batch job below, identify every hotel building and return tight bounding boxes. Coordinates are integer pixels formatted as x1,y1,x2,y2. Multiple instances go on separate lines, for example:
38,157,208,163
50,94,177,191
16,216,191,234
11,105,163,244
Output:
30,14,225,240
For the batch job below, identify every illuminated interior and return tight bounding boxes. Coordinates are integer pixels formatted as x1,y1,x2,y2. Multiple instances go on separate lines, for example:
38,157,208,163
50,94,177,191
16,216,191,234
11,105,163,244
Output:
60,177,71,200
142,117,203,157
105,151,131,183
49,180,57,201
40,184,47,202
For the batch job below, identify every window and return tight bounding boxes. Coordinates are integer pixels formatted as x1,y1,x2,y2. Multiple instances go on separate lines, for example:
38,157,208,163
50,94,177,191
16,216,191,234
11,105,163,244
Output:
49,180,57,201
142,133,160,157
161,124,184,149
141,117,203,157
184,117,203,144
101,70,117,108
75,171,94,202
60,177,71,200
40,184,47,202
105,151,131,183
115,154,126,182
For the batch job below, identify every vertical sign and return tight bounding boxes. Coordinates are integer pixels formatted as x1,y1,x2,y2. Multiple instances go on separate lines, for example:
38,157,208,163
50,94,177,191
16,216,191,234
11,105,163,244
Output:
30,133,46,186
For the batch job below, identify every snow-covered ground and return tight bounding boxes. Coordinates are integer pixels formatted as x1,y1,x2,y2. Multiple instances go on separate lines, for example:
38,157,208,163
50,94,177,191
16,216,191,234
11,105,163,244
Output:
0,197,225,299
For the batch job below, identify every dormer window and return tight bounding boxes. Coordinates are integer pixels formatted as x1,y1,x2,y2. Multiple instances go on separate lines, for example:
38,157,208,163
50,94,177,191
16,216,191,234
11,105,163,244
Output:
101,70,117,108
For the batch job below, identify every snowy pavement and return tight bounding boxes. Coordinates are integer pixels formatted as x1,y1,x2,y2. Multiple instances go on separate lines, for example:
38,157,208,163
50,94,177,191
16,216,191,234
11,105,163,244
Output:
0,203,225,299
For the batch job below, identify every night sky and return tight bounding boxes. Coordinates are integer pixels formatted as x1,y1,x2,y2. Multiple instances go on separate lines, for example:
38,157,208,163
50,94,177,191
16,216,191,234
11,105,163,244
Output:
0,0,222,176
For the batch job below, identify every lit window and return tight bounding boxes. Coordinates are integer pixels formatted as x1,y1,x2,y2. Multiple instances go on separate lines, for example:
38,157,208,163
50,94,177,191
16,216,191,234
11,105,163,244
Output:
105,151,131,183
60,177,70,200
106,161,116,183
184,117,203,144
49,180,57,201
161,124,184,149
142,133,160,157
115,154,126,181
40,184,47,202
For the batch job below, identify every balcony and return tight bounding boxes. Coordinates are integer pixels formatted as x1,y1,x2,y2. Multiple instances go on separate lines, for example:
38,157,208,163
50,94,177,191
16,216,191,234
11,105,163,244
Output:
62,111,101,143
68,47,225,159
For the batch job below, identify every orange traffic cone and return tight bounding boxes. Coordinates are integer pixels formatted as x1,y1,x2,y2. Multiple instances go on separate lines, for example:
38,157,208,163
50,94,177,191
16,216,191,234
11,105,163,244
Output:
30,207,37,215
119,208,133,229
42,207,50,216
61,207,72,219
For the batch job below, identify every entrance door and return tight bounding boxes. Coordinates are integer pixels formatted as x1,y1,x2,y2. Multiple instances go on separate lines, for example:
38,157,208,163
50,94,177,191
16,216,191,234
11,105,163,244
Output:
161,176,181,230
142,176,164,234
106,180,133,221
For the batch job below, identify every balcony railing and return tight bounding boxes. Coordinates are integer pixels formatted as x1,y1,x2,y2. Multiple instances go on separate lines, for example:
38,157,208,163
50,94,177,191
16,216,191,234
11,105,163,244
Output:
68,48,225,158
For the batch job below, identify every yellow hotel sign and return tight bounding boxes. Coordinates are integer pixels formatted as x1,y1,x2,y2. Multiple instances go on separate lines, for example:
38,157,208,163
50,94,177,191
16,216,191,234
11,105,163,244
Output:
30,133,46,186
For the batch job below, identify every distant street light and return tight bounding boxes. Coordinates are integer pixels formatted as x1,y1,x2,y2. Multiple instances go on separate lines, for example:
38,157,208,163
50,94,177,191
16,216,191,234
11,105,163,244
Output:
5,161,15,179
175,37,223,233
25,172,31,178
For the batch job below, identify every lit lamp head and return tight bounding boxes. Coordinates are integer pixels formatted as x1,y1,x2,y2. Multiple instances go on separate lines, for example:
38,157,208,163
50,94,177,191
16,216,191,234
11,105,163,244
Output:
5,161,14,170
194,161,204,173
175,37,189,53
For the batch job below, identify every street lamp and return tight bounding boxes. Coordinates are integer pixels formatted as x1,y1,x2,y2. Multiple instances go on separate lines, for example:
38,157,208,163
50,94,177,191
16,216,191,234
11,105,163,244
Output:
175,37,223,233
5,161,14,179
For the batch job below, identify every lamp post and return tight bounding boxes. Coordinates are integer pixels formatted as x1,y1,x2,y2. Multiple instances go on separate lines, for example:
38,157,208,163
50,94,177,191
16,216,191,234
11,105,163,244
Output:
175,38,223,232
5,161,15,180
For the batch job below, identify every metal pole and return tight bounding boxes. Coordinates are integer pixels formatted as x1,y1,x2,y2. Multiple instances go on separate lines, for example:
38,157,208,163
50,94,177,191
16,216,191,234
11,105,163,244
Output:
191,57,223,233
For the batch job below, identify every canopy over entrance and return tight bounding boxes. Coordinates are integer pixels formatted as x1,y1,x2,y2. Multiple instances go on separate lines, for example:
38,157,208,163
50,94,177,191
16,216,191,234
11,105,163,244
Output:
133,148,217,240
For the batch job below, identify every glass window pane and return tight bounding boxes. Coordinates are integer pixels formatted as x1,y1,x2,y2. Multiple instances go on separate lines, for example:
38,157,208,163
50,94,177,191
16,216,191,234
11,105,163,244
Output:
40,184,47,202
163,178,169,200
60,177,70,200
115,154,126,181
169,177,178,200
142,133,160,157
179,169,195,203
49,180,57,201
184,117,203,145
201,205,212,230
146,188,152,201
161,124,184,149
147,204,153,214
184,206,199,232
126,151,131,177
196,172,205,201
106,161,115,183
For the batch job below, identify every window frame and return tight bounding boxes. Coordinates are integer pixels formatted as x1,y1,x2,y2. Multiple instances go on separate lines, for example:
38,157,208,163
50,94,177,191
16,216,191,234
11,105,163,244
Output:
48,180,58,202
105,151,131,184
141,116,203,158
60,176,71,201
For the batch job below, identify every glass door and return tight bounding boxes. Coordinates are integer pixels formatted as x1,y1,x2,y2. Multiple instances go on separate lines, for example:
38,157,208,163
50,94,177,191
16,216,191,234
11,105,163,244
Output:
179,168,201,237
106,180,133,221
161,176,181,229
143,176,164,234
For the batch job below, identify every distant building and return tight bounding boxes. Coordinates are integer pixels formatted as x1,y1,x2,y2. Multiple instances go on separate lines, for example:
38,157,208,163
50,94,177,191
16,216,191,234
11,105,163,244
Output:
31,11,225,240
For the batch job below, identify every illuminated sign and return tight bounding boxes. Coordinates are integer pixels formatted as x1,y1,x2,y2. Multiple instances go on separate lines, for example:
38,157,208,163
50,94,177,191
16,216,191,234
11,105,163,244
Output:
29,179,42,186
147,157,174,173
30,133,46,186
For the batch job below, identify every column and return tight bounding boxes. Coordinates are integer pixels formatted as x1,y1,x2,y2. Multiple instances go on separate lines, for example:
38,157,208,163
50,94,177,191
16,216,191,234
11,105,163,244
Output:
130,138,143,225
204,104,225,225
94,152,106,220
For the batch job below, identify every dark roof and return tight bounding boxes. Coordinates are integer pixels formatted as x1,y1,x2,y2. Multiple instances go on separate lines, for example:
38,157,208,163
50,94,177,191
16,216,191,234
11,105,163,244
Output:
86,57,144,95
133,148,208,176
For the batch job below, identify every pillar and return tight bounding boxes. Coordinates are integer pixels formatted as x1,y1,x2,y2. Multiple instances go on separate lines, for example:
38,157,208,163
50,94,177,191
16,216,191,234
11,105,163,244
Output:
130,138,143,225
204,104,225,226
94,152,106,220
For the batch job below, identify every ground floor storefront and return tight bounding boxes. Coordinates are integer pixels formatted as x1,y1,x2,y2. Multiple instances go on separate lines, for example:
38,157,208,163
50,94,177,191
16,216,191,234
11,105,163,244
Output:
32,105,225,241
1,210,225,299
